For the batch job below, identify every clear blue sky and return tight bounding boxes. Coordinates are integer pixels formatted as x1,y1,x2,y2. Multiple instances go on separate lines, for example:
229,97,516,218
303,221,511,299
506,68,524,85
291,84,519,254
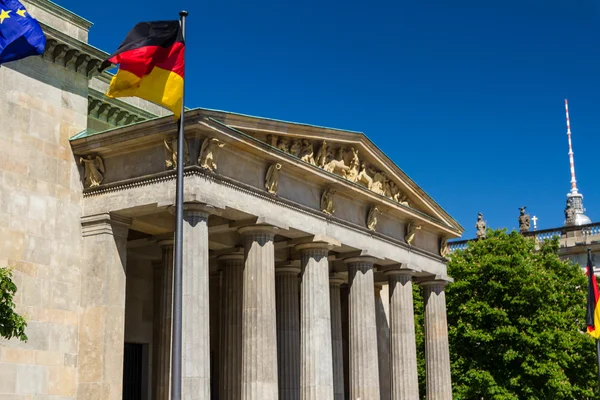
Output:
53,0,600,238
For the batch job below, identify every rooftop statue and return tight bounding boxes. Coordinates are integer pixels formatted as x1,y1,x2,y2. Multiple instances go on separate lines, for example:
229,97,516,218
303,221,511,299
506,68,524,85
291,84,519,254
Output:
518,206,530,233
476,212,486,239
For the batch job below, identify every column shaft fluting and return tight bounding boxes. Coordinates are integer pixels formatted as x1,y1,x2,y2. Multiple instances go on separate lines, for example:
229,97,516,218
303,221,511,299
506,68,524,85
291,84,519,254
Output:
239,226,279,400
345,257,381,400
375,286,391,400
276,268,301,400
423,281,452,400
388,272,419,400
153,242,174,400
298,245,334,400
329,278,345,400
182,207,211,399
219,255,244,400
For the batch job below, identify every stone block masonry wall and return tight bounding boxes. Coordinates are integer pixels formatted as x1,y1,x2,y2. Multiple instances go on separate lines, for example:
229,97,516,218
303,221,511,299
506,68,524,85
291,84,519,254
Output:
0,51,88,397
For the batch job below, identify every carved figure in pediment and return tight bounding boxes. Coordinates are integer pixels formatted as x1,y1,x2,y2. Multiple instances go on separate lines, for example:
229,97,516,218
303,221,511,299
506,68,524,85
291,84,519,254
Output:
164,135,190,170
299,140,315,165
323,148,336,172
367,206,379,231
199,137,225,172
290,139,302,157
357,162,374,189
371,171,387,196
405,222,421,246
80,155,105,188
316,140,329,168
320,188,336,215
345,147,360,182
389,181,400,202
265,163,282,194
399,195,409,207
440,236,450,257
277,137,290,153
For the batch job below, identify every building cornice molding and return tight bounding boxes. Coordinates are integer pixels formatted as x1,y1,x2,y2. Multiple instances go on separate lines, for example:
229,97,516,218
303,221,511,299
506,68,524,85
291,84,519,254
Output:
25,0,93,30
88,89,154,127
80,166,450,265
40,22,109,79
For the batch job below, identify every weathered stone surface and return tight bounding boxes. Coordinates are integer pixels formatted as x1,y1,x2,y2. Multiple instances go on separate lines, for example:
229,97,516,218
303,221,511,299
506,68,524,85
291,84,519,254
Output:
239,226,279,400
345,257,381,400
329,275,345,400
422,280,452,400
275,266,300,400
297,244,334,400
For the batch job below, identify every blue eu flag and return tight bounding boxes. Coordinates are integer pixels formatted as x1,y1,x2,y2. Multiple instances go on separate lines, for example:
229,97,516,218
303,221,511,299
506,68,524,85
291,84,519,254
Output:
0,0,46,65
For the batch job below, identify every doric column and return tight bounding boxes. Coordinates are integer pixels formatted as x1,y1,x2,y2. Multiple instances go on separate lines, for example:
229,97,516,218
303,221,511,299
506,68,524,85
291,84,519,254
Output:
344,256,380,400
276,266,301,400
238,225,279,400
210,273,221,396
153,240,174,400
152,261,164,399
296,243,334,400
386,270,419,400
219,254,244,400
181,204,211,399
422,279,452,400
329,274,345,400
375,285,391,400
78,213,130,399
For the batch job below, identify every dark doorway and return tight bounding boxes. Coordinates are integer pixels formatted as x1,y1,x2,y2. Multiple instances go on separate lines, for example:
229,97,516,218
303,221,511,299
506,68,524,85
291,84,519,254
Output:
123,343,143,400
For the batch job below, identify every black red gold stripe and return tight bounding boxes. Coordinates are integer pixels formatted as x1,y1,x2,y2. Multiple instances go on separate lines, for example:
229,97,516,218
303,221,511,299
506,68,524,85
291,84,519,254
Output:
103,20,184,118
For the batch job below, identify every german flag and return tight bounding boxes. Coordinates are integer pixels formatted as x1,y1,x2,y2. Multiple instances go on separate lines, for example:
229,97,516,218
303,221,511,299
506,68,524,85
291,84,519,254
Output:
102,20,184,118
586,249,600,338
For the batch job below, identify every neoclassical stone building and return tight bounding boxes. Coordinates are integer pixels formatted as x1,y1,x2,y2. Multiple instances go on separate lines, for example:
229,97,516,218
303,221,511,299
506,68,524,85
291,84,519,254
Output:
0,1,463,399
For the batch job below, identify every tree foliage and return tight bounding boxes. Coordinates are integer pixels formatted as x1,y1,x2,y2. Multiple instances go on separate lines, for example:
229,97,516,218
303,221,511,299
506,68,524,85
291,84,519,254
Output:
444,229,597,399
0,266,27,341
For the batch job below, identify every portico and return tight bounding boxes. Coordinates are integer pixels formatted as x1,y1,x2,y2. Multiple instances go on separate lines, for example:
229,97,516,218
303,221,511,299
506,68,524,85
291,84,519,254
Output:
70,108,461,400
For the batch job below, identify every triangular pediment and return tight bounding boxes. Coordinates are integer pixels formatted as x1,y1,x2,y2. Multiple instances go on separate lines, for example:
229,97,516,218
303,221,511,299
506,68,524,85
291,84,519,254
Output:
201,109,462,233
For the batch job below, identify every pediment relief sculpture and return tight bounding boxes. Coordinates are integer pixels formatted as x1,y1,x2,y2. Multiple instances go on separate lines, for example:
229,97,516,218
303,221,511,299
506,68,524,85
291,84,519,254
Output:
199,137,225,172
405,222,421,246
367,205,379,232
321,188,336,215
80,155,105,188
164,135,190,170
274,136,411,208
265,163,282,194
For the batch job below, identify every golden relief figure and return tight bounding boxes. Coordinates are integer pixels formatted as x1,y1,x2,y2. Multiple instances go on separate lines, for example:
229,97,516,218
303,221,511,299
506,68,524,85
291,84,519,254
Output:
367,206,379,232
320,188,336,215
405,222,421,246
265,163,282,194
80,155,105,188
199,137,225,172
164,135,190,170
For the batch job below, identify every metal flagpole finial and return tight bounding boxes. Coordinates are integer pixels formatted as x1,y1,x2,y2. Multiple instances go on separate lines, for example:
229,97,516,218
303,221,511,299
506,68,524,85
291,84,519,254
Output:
179,10,189,17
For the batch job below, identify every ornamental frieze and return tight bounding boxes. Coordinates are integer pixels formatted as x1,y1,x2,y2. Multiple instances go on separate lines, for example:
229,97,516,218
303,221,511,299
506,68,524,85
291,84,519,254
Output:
274,136,411,207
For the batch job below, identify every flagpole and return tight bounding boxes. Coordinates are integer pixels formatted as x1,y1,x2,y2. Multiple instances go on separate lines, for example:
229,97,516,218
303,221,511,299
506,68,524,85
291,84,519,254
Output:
171,10,187,400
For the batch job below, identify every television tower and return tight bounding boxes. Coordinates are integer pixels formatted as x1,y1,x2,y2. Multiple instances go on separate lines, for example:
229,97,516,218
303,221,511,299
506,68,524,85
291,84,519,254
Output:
564,99,591,226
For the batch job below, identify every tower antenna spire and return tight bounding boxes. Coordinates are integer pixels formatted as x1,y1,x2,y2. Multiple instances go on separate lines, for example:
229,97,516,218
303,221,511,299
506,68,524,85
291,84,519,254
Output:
563,99,591,226
565,99,579,195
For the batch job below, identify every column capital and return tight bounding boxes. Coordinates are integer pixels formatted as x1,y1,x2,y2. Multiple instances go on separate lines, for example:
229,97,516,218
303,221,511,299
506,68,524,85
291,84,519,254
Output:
238,224,278,236
329,272,346,286
168,201,218,218
419,275,454,288
275,265,301,275
294,242,333,254
343,256,378,265
383,268,418,278
81,213,132,237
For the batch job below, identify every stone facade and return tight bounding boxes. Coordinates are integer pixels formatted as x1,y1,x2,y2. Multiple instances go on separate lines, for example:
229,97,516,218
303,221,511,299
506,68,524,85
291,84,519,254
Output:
0,1,463,399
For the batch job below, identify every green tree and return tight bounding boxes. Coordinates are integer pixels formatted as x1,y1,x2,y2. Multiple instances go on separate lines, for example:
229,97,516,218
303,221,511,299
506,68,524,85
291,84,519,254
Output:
0,266,27,341
444,229,597,399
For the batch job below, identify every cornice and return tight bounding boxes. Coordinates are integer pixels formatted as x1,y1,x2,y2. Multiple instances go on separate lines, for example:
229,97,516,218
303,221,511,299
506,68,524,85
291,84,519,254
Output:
40,22,109,79
81,167,449,264
88,89,154,127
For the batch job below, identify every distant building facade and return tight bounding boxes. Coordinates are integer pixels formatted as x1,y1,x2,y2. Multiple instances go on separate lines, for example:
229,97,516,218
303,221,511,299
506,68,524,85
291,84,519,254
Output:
0,1,462,399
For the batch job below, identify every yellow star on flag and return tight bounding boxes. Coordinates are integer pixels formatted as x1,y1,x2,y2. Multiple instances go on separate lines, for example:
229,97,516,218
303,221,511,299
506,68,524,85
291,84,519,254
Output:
0,9,11,24
16,9,26,17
